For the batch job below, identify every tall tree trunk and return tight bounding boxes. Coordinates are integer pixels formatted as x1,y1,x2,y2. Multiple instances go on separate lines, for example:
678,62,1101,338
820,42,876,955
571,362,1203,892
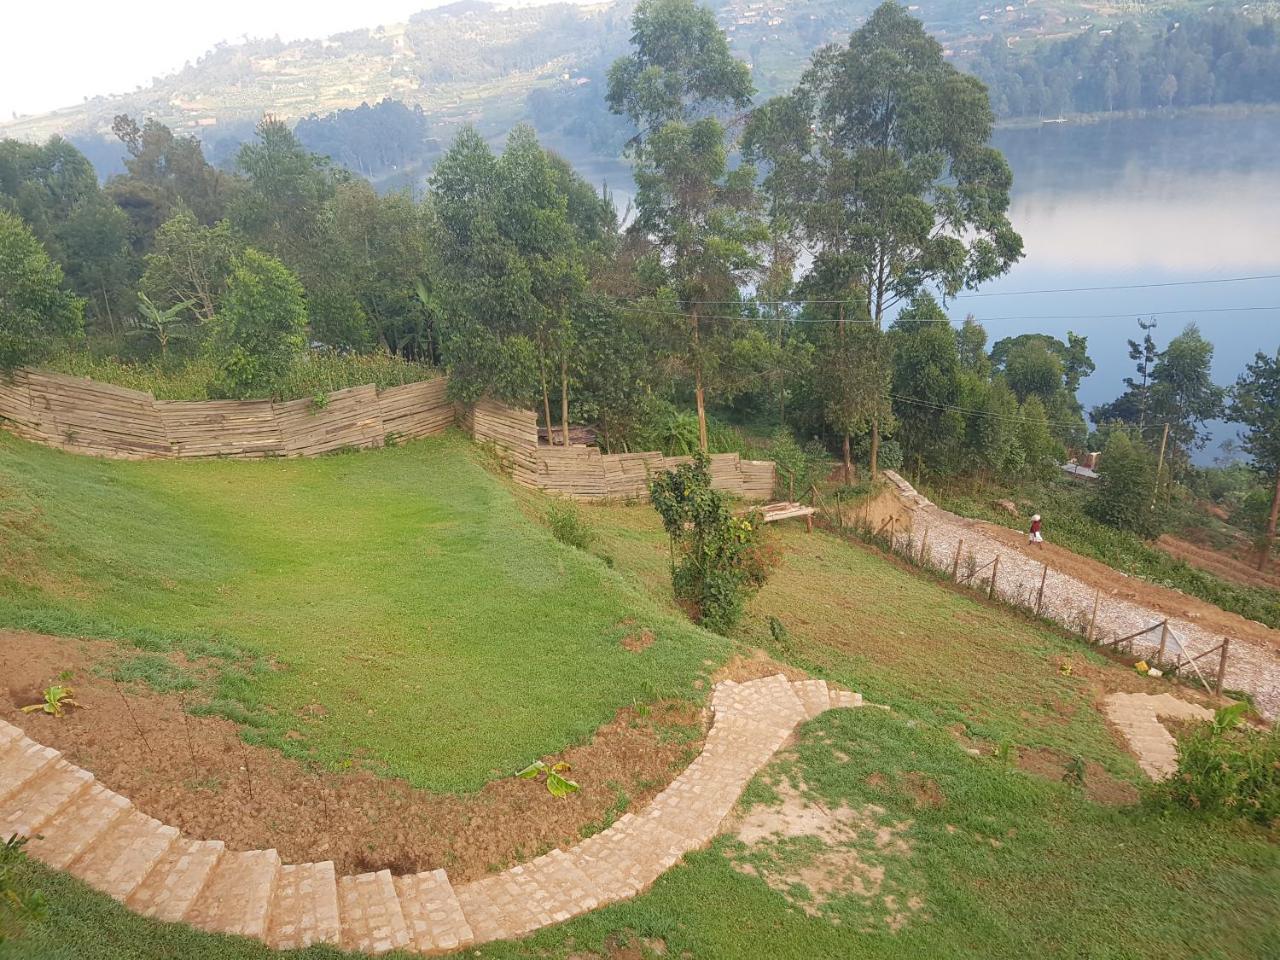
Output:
560,357,570,448
870,423,880,478
692,309,708,452
540,367,553,446
842,432,852,486
1261,468,1280,572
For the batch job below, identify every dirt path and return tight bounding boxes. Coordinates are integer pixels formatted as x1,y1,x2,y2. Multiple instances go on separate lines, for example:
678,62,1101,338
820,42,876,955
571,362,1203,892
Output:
1156,535,1280,593
881,473,1280,720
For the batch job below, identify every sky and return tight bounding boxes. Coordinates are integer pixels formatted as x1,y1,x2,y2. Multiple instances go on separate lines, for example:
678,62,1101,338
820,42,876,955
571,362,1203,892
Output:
0,0,578,120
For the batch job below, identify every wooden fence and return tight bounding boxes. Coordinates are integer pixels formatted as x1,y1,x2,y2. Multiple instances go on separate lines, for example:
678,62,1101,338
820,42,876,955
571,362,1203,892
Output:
467,398,775,501
0,369,453,459
0,370,776,500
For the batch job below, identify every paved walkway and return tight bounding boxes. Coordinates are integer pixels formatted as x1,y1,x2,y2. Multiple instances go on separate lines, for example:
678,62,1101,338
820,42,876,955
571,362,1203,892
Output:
0,675,864,954
882,472,1280,720
1102,692,1214,779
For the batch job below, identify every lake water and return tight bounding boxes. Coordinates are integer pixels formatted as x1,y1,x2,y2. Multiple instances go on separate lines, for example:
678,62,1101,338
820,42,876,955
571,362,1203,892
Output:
977,112,1280,459
567,110,1280,461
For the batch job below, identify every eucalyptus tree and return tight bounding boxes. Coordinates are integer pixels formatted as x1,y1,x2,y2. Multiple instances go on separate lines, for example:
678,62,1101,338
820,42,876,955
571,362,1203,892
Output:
1228,350,1280,570
746,2,1023,475
607,0,762,451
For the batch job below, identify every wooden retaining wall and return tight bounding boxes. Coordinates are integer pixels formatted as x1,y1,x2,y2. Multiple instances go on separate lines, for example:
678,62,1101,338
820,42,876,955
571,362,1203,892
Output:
0,369,454,460
465,397,776,502
0,370,776,501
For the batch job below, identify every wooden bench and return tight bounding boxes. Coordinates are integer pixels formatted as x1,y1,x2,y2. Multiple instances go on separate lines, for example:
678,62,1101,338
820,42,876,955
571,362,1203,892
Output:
748,501,817,532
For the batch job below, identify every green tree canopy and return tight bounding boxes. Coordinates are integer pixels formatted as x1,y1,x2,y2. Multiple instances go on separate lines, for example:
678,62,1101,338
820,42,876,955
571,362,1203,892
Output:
1227,349,1280,568
0,211,84,371
207,249,308,398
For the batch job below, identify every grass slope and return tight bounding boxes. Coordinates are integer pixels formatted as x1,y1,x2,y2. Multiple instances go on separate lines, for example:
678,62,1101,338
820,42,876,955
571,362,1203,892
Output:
0,432,724,791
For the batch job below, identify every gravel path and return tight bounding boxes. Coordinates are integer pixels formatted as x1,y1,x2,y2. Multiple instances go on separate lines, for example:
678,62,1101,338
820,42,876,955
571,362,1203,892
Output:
882,472,1280,719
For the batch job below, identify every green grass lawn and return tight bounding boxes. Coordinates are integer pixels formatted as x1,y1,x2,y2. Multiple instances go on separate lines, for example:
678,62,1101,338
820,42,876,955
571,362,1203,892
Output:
3,450,1277,959
0,431,725,791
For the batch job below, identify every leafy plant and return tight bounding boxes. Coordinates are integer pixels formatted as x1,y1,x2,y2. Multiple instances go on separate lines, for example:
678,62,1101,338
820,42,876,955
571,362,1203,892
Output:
546,500,594,551
20,686,82,718
517,760,580,797
0,835,46,943
650,453,778,633
1063,755,1087,790
126,293,196,359
1144,703,1280,827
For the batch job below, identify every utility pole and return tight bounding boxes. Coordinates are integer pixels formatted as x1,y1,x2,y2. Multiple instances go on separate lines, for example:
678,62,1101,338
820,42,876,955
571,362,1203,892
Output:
1151,422,1169,510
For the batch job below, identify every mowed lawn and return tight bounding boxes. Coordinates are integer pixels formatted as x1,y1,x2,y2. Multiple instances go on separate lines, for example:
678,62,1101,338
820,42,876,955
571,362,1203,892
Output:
0,432,725,791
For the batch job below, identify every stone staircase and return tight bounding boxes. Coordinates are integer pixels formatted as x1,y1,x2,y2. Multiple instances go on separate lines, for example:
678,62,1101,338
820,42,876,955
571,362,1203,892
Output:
0,675,868,954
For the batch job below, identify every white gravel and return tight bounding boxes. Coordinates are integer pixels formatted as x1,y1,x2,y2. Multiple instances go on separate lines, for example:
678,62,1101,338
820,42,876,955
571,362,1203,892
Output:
881,472,1280,719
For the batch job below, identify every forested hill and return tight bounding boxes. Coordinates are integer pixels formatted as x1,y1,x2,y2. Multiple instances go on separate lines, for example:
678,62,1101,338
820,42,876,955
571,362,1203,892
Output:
3,0,1277,176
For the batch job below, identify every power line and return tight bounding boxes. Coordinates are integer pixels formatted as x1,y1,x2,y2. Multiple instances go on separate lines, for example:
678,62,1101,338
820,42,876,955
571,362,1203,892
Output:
613,271,1280,307
619,303,1280,324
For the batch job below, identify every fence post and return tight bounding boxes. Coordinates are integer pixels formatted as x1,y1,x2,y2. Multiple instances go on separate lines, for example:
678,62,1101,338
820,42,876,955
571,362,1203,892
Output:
918,526,930,566
1035,563,1048,617
1156,620,1169,666
835,490,844,530
988,554,1000,600
1215,638,1230,696
952,539,963,580
1087,588,1100,642
888,516,896,550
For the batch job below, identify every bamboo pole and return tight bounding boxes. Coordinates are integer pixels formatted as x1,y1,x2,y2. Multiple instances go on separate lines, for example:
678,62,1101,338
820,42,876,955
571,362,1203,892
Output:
1087,589,1100,642
952,539,964,579
1157,620,1169,665
1216,638,1231,695
988,554,1000,600
1035,563,1048,617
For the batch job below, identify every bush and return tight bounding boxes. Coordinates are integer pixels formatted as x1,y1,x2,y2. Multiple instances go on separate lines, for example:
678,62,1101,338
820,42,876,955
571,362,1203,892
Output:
650,453,778,633
1145,704,1280,828
546,500,594,550
208,249,308,399
1090,430,1163,538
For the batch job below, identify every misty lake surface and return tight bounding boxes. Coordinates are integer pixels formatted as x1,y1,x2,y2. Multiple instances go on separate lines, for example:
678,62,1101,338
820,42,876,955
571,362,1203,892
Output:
574,109,1280,457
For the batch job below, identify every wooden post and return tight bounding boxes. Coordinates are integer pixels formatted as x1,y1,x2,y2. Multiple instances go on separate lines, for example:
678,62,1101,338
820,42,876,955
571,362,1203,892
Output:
1152,422,1169,509
918,527,930,565
1215,638,1230,696
805,513,813,533
1035,563,1048,617
835,490,844,530
952,539,964,579
1087,588,1101,642
988,554,1000,600
1156,620,1169,665
888,516,896,549
788,473,794,502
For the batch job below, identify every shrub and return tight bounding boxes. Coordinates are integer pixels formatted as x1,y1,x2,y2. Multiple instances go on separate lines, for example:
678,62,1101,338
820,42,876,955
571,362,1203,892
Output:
208,249,308,399
1090,430,1163,538
1144,703,1280,828
650,453,778,633
546,500,594,550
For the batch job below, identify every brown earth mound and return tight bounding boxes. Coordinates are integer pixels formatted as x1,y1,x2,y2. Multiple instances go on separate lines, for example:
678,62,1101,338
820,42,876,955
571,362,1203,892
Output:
1157,535,1279,593
0,630,704,882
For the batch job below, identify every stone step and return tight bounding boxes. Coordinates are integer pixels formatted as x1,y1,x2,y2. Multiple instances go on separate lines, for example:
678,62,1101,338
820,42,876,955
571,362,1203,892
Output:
828,686,863,709
791,679,833,719
25,782,131,869
453,869,549,944
337,869,412,955
0,737,61,804
184,848,281,940
519,847,602,922
267,861,341,950
0,720,25,750
0,758,93,839
127,838,226,923
394,869,475,953
68,808,180,901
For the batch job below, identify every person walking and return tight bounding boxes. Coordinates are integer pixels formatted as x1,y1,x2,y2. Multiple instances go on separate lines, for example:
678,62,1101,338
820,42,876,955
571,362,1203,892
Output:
1028,513,1044,547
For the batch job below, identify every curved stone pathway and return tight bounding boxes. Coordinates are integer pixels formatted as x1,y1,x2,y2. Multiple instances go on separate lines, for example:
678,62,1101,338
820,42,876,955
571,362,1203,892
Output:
1102,692,1214,780
0,675,864,954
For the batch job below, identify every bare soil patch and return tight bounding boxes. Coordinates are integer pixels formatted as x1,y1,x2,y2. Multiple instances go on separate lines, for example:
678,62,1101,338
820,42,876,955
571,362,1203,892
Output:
728,777,924,932
1157,535,1280,592
1013,745,1140,806
0,630,704,881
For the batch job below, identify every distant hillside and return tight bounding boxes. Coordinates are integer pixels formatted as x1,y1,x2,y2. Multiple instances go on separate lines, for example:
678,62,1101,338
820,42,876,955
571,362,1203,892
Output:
2,0,1230,164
